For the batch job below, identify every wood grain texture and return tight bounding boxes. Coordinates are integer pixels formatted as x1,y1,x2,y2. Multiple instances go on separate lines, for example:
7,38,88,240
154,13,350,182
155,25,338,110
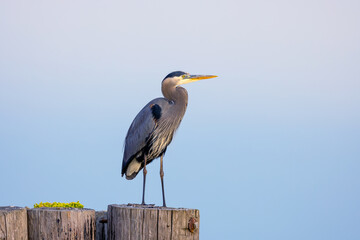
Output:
27,208,95,240
108,204,199,240
95,211,108,240
157,209,172,240
0,206,28,240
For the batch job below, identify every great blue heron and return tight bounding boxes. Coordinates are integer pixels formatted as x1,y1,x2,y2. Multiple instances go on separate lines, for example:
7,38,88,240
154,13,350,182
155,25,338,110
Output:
121,71,217,207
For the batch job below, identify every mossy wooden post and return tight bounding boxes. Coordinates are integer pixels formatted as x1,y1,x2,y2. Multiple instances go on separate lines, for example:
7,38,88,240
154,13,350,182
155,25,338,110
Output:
27,208,95,240
0,206,28,240
108,204,200,240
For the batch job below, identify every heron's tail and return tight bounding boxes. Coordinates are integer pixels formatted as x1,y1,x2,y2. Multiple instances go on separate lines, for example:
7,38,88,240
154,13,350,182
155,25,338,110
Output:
123,159,142,180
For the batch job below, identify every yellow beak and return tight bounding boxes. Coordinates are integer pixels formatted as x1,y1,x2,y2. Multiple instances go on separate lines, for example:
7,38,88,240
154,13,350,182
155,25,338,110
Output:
177,74,218,85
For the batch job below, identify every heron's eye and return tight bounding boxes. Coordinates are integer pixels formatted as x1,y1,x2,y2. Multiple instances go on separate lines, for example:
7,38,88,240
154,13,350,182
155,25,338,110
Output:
182,74,189,79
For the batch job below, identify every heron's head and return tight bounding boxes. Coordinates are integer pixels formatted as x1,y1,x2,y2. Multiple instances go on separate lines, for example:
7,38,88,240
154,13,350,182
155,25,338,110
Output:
162,71,217,87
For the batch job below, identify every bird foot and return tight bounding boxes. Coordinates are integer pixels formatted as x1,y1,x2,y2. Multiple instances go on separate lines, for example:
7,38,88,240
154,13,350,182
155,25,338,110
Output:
141,203,155,207
127,203,155,207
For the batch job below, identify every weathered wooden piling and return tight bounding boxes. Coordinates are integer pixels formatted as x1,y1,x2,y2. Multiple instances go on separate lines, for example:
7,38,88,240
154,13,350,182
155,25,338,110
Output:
0,206,28,240
95,211,108,240
27,208,95,240
108,204,199,240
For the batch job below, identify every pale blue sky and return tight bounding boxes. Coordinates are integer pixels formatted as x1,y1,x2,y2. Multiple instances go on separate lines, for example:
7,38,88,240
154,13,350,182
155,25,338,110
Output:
1,0,360,239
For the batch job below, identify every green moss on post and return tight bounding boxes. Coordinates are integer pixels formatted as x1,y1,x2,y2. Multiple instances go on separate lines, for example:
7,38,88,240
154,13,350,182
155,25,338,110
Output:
33,201,84,208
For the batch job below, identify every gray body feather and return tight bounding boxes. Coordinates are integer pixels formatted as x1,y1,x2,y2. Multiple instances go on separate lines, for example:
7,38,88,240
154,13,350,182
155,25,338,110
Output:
122,85,188,180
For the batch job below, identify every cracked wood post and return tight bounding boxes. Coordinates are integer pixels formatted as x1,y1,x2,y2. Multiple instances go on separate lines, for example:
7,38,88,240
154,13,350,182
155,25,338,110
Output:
108,204,199,240
27,208,95,240
95,211,108,240
0,206,28,240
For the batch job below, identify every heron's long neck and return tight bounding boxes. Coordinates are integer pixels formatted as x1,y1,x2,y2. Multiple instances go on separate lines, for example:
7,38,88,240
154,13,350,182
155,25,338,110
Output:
162,84,188,114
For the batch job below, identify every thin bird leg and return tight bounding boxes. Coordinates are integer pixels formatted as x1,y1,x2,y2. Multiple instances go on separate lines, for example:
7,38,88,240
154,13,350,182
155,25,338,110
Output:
142,155,147,205
160,154,167,207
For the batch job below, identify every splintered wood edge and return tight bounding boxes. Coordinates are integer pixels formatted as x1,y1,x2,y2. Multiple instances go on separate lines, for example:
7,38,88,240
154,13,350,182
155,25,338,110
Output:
28,208,95,211
109,204,198,211
0,206,26,211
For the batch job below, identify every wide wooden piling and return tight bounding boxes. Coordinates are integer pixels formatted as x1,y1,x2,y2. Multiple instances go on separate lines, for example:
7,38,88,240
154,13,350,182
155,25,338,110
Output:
108,204,199,240
0,206,28,240
27,208,95,240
